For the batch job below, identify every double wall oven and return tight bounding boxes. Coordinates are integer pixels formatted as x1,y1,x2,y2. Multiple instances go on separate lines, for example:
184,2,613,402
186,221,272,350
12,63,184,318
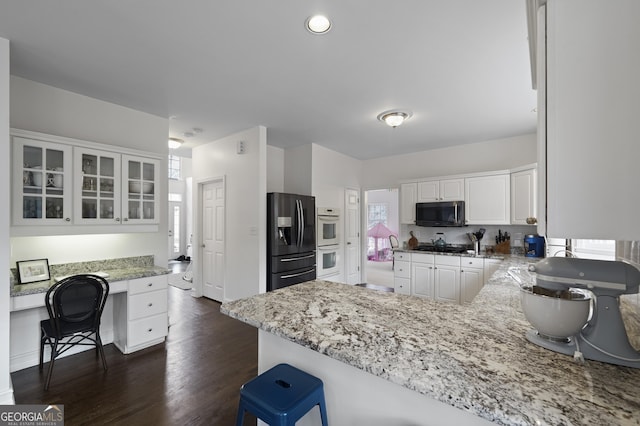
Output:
317,208,341,279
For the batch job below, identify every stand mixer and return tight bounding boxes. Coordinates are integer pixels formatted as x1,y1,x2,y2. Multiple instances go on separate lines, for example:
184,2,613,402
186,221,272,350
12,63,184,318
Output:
525,257,640,368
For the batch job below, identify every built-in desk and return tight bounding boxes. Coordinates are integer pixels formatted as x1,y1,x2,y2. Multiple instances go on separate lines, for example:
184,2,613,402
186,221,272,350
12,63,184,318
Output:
10,256,170,372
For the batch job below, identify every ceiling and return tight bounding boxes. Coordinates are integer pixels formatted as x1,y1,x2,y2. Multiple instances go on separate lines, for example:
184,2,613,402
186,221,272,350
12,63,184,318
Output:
0,0,537,160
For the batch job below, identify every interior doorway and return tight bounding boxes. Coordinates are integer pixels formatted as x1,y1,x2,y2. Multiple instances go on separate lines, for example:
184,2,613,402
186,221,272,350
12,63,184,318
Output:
363,188,399,287
200,178,225,301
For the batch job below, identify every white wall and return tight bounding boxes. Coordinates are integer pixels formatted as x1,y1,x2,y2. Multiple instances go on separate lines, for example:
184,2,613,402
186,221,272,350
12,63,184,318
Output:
0,37,14,404
361,134,536,189
9,77,169,266
311,143,362,208
267,145,284,193
284,144,313,196
192,126,267,300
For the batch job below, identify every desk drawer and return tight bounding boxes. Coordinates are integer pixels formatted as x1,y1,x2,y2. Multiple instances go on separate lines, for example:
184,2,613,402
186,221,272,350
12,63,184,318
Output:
129,275,168,295
128,313,168,346
128,289,167,321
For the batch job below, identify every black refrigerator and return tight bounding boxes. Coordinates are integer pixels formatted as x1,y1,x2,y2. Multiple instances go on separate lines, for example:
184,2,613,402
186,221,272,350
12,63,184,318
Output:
267,192,316,291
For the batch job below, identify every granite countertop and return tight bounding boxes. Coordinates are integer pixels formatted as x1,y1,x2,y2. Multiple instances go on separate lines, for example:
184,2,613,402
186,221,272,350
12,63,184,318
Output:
393,247,506,260
11,256,171,297
221,256,640,425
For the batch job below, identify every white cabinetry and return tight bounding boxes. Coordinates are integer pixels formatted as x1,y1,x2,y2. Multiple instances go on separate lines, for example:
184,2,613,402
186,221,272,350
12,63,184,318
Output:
460,257,484,304
510,166,537,225
11,136,73,225
433,255,460,304
122,155,160,224
483,259,502,284
410,253,435,299
464,173,510,225
113,275,168,354
399,182,417,224
543,1,640,240
417,178,464,202
393,252,411,295
74,148,122,224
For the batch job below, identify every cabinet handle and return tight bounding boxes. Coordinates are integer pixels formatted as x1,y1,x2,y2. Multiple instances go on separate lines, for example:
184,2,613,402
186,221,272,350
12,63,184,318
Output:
123,217,129,222
147,328,153,332
115,217,120,222
147,283,153,287
148,303,153,307
65,218,71,222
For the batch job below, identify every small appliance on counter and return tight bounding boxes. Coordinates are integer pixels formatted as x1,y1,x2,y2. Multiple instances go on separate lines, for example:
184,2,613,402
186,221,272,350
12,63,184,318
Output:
522,257,640,368
524,234,545,257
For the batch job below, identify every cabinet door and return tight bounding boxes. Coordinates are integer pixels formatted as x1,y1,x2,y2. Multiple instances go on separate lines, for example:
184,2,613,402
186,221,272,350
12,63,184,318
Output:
74,148,122,224
511,168,537,225
122,155,160,224
12,137,73,225
434,264,460,303
411,262,435,299
483,259,502,285
439,178,464,201
465,174,510,225
417,180,439,202
460,267,483,304
400,182,417,224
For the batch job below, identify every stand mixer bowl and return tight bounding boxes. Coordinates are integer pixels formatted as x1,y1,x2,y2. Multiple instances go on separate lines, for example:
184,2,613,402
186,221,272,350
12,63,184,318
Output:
520,285,592,340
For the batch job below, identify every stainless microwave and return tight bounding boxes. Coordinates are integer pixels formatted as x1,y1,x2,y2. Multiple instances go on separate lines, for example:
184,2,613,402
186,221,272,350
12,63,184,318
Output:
415,201,466,227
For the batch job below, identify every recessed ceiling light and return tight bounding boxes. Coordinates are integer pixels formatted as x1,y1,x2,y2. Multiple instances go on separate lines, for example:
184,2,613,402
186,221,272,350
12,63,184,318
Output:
306,15,331,34
377,110,412,128
168,138,184,149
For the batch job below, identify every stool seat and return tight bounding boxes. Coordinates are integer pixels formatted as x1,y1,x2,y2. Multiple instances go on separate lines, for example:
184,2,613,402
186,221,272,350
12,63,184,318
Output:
236,363,328,426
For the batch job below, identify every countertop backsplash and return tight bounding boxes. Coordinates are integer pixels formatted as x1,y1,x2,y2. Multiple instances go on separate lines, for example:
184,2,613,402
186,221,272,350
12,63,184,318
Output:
399,224,537,253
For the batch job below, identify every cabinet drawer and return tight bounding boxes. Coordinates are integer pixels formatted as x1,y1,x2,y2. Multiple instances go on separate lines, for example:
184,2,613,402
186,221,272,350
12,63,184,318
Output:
394,277,411,295
394,261,411,278
129,275,168,295
128,289,167,321
460,257,484,269
435,255,460,267
128,313,168,345
394,252,411,261
411,253,435,264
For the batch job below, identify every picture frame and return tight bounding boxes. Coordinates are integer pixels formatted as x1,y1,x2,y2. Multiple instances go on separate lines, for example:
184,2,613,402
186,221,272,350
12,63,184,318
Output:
17,258,51,284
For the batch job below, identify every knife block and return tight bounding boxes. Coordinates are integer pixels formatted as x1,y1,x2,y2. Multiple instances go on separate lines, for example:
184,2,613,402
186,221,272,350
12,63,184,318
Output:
495,240,511,254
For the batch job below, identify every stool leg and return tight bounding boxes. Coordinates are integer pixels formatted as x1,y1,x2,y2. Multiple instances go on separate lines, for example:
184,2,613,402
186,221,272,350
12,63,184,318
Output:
235,402,245,426
318,398,329,426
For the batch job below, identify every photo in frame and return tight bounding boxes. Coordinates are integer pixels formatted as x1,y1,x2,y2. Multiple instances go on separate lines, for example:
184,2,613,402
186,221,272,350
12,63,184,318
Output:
17,258,51,284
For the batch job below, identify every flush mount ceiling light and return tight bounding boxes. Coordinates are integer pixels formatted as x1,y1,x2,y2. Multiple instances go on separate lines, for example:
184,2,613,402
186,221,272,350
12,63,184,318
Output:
377,110,412,128
168,137,184,149
306,15,332,34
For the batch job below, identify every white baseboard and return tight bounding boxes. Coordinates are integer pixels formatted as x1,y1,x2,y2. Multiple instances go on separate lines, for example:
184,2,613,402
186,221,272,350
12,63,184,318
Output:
0,380,15,404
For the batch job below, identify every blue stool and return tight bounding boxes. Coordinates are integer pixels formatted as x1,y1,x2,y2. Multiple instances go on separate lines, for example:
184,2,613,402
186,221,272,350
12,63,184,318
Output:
236,363,328,426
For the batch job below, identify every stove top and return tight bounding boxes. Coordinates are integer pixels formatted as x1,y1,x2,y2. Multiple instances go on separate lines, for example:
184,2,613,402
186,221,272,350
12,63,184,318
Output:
413,244,471,254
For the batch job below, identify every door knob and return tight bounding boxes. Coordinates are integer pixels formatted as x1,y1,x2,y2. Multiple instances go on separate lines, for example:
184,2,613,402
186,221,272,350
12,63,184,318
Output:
201,244,206,248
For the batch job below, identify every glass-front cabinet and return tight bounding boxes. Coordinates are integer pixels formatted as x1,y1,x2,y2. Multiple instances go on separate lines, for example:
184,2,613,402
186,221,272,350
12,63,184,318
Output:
12,137,72,225
123,155,160,224
74,148,122,224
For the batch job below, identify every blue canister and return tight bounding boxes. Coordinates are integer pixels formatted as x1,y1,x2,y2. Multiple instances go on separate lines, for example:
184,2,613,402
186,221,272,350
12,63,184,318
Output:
524,234,545,257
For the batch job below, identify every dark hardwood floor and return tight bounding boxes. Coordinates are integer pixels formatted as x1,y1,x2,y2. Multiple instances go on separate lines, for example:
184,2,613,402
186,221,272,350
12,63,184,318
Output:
11,286,258,425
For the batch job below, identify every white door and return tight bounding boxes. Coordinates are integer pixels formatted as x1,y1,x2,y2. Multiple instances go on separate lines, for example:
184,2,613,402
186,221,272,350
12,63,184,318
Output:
201,180,225,301
344,189,361,284
168,201,181,260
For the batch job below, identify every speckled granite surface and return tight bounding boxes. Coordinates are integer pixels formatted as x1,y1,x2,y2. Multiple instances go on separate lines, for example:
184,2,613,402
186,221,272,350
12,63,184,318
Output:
11,255,170,296
221,256,640,426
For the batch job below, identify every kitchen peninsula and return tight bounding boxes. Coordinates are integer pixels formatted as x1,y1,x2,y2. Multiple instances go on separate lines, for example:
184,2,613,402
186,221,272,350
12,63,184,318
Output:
221,257,640,425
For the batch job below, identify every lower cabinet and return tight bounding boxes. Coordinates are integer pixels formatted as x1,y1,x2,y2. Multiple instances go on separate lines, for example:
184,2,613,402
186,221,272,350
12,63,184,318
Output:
411,253,435,299
394,252,502,304
113,275,168,354
433,255,460,304
460,257,485,304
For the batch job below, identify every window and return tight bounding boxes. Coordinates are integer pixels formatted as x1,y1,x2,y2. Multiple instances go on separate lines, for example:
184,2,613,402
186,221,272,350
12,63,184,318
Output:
168,193,182,202
168,154,181,180
571,239,615,260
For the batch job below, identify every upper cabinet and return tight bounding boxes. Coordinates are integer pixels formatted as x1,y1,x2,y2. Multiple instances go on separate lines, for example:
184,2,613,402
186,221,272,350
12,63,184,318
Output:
510,165,537,225
417,178,464,202
465,173,510,225
540,1,640,240
12,137,73,225
400,182,417,224
122,155,160,224
11,130,163,233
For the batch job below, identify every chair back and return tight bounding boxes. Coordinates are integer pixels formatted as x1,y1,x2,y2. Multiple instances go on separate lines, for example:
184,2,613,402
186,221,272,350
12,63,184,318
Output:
389,235,399,249
45,274,109,337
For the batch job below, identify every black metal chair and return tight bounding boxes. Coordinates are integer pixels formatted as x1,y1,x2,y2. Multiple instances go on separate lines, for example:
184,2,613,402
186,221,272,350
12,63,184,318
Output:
39,274,109,390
